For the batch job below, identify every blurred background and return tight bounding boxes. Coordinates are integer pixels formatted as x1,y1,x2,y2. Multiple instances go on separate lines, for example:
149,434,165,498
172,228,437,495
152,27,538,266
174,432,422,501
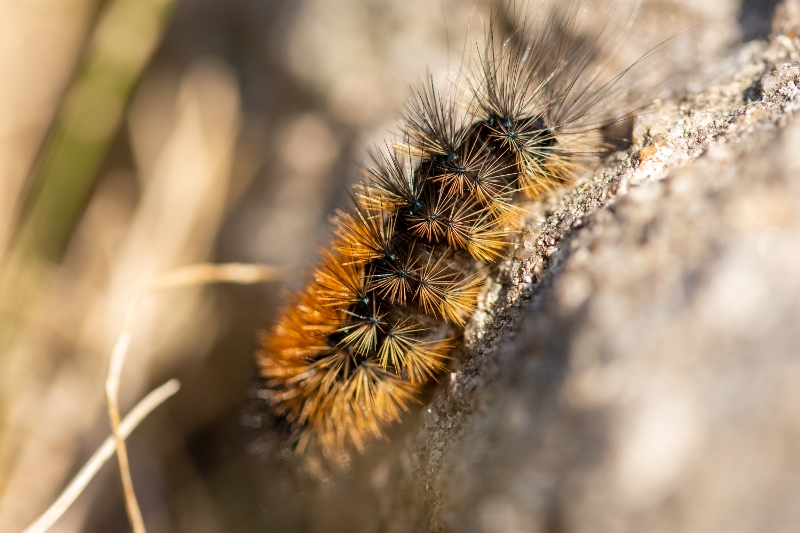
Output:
0,0,781,531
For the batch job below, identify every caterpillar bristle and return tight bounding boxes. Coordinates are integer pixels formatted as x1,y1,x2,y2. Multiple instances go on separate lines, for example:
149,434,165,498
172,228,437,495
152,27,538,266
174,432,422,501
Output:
368,249,418,304
359,146,424,211
332,205,398,265
315,252,366,310
401,75,473,159
334,302,386,356
377,318,451,383
439,271,487,326
257,0,661,461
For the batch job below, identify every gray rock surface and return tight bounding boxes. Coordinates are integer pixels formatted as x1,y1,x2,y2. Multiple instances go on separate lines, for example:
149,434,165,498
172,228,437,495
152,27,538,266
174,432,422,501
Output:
416,17,800,533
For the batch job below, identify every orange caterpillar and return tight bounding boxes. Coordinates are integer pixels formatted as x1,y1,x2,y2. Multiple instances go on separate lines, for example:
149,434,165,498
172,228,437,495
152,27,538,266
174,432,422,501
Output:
257,3,647,458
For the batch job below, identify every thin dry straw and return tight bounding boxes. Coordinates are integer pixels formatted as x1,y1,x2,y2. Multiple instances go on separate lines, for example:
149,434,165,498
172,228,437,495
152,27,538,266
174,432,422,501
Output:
21,379,181,533
106,263,286,533
22,263,285,533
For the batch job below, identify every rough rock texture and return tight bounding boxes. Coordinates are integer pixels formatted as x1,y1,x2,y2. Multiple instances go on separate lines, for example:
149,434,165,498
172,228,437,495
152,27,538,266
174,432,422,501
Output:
239,5,800,532
415,20,800,533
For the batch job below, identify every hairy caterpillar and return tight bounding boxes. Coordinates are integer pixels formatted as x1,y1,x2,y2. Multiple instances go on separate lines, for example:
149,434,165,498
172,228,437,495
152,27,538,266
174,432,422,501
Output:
257,1,654,459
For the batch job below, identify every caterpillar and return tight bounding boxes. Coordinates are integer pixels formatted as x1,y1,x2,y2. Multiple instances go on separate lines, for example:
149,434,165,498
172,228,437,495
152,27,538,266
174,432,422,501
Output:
257,0,654,460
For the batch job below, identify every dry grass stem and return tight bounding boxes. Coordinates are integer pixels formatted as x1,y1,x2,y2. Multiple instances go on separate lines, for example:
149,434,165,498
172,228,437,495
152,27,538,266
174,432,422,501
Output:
105,263,285,533
21,379,181,533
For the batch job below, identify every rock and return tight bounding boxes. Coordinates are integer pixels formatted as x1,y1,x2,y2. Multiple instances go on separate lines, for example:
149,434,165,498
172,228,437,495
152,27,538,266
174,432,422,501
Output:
416,13,800,533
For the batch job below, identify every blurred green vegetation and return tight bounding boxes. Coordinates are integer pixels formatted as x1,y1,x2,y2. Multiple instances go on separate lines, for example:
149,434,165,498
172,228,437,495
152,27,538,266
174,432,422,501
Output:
0,0,175,498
